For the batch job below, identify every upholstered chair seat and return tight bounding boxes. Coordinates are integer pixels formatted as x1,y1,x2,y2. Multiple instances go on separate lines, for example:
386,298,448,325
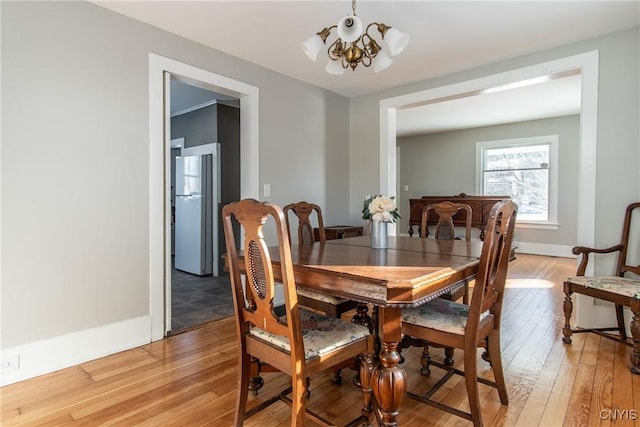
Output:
402,298,491,336
565,276,640,298
249,309,371,359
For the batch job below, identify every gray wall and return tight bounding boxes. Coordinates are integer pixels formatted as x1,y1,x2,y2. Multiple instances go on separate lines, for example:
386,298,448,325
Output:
349,28,639,262
397,115,580,245
1,1,350,350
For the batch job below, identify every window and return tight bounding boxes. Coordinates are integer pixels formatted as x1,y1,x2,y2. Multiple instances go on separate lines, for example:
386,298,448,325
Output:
476,136,558,225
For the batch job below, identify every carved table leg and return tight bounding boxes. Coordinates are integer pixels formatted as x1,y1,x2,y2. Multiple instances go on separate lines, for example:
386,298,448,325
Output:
562,283,574,344
630,299,640,374
372,307,406,426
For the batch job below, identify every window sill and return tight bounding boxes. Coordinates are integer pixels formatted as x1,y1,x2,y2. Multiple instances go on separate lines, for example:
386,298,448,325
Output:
516,221,559,230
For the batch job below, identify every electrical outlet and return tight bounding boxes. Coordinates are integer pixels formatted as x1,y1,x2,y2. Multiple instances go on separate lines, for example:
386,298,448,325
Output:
1,355,20,372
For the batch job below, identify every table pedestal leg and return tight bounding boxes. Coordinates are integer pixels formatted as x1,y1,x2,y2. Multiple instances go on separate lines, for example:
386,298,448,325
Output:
372,307,406,426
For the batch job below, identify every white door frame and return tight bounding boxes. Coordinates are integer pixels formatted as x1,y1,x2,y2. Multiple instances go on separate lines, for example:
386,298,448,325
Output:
149,54,260,340
379,51,599,326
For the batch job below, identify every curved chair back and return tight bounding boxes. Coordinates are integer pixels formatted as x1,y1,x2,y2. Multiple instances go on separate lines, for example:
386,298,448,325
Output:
421,201,472,241
284,201,326,244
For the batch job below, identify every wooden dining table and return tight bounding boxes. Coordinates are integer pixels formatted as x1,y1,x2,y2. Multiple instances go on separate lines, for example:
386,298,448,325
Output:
240,234,486,426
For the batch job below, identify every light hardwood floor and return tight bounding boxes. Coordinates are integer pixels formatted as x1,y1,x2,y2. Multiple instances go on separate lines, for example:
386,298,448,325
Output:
2,254,639,426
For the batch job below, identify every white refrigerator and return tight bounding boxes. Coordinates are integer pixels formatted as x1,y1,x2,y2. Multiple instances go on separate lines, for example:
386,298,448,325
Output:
174,150,220,276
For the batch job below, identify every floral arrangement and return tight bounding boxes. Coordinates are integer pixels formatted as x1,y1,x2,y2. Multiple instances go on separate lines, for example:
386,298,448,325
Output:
362,194,401,223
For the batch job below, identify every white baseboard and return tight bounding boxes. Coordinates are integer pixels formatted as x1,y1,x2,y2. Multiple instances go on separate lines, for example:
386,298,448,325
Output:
1,316,151,386
511,241,576,258
591,303,633,331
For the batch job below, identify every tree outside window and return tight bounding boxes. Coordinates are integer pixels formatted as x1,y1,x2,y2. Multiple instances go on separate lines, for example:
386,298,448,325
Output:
477,136,558,223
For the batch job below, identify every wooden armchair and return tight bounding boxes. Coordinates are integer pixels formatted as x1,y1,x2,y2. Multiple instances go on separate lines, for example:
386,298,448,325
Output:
562,201,640,374
283,201,358,319
222,199,374,425
402,199,517,426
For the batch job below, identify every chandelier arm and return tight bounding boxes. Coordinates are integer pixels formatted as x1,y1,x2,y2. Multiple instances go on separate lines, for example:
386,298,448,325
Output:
366,22,390,39
317,25,337,43
360,43,373,67
360,32,380,59
327,38,344,61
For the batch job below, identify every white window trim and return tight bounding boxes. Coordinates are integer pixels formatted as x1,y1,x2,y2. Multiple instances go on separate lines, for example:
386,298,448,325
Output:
475,135,559,229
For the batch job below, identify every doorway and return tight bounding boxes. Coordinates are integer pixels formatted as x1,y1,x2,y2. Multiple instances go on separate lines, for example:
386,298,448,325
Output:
148,54,260,341
168,78,240,333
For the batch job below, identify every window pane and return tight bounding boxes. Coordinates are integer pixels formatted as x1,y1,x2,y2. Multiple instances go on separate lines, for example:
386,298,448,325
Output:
485,144,549,171
484,169,549,221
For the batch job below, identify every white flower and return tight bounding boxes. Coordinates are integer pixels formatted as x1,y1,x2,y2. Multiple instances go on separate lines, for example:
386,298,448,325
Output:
363,195,400,223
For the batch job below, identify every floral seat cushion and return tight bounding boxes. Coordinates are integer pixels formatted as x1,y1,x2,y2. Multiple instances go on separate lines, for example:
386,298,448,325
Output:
249,309,370,360
297,287,350,305
566,276,640,299
402,298,489,335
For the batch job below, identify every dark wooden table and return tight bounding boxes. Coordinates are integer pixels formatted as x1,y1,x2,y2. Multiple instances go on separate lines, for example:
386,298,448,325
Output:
260,235,484,426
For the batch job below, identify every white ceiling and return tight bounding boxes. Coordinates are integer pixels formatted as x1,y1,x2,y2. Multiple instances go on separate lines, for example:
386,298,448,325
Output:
94,1,638,135
396,73,583,136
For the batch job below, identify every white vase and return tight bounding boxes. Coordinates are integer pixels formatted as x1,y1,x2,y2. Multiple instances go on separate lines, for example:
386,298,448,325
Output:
370,220,388,249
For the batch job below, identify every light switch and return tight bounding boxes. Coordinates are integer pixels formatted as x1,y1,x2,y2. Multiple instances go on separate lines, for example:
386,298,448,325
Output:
404,185,409,191
263,184,271,198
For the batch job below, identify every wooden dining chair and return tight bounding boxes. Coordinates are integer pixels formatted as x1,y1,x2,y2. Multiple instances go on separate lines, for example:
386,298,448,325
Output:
402,199,517,426
562,201,640,374
222,199,374,426
421,200,472,241
402,201,475,367
421,201,473,304
283,201,358,319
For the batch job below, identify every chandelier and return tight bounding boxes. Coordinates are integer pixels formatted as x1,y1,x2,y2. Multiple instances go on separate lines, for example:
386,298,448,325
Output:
301,0,410,75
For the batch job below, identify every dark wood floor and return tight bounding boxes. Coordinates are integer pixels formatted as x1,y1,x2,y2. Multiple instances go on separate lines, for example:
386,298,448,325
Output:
2,254,639,426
